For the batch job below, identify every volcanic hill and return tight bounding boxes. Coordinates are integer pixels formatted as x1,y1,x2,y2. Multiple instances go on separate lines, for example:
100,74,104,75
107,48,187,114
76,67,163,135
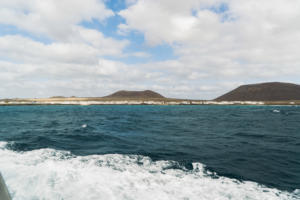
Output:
104,90,165,99
215,82,300,101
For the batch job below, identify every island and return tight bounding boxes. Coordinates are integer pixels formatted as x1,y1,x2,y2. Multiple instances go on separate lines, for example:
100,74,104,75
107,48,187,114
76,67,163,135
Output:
1,83,300,105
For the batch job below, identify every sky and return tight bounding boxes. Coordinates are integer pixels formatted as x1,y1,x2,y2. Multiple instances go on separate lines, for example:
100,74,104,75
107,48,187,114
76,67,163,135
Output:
0,0,300,99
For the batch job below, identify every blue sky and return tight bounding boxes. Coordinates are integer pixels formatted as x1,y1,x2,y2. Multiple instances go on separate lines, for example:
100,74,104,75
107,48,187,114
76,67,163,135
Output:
0,0,299,99
0,1,176,65
81,1,177,64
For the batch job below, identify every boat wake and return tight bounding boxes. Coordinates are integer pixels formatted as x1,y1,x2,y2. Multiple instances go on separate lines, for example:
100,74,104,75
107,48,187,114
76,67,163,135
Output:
0,141,299,200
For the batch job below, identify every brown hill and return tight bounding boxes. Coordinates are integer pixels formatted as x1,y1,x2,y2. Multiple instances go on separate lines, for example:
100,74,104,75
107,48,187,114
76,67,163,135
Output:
215,82,300,101
104,90,165,99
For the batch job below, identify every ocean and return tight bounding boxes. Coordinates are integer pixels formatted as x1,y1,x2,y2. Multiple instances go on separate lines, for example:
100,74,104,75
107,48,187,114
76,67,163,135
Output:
0,105,299,200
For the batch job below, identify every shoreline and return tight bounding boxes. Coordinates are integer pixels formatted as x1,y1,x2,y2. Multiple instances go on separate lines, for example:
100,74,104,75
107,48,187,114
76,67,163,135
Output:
1,98,299,106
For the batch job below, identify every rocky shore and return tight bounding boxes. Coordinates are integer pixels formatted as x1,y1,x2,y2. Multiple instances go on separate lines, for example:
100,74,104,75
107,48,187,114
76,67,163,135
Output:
1,98,299,105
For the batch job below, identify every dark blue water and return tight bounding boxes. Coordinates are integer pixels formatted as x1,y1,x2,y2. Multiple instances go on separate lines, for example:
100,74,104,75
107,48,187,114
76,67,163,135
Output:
0,105,299,194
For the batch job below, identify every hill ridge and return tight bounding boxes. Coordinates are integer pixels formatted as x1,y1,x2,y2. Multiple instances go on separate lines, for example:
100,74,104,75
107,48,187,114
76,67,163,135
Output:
215,82,300,101
104,90,165,99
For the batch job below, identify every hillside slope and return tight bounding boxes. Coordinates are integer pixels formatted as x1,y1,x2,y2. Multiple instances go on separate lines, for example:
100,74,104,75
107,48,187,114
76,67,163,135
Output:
104,90,165,99
215,82,300,101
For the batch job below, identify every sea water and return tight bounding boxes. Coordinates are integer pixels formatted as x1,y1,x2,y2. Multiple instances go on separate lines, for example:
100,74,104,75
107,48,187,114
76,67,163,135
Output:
0,105,299,200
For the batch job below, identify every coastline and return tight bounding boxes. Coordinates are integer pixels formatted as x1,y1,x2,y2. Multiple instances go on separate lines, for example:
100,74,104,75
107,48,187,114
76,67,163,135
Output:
1,98,299,106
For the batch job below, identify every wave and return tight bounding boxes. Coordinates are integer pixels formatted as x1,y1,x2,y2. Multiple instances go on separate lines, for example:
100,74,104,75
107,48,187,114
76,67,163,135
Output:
0,141,299,200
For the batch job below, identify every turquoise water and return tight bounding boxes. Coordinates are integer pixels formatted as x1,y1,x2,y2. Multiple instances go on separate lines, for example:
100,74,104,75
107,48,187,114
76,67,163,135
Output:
0,105,299,199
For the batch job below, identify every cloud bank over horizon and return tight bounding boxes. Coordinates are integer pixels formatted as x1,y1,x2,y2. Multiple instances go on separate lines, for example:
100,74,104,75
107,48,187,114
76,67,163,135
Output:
0,0,300,99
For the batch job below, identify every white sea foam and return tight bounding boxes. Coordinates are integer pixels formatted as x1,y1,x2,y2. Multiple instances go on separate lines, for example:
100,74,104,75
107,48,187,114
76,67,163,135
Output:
0,141,7,148
0,141,298,200
82,124,87,128
273,109,281,113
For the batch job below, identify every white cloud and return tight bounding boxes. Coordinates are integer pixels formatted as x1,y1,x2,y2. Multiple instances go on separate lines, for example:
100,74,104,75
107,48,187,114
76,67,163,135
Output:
118,0,222,45
125,0,138,6
0,34,129,64
1,0,300,99
0,0,114,41
128,52,151,58
117,0,300,98
0,0,134,98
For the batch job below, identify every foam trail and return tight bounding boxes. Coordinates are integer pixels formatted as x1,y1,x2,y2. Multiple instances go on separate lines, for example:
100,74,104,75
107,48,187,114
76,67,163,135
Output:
0,142,299,200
